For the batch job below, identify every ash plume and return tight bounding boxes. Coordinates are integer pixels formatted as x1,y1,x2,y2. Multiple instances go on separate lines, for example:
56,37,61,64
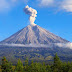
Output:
24,5,37,26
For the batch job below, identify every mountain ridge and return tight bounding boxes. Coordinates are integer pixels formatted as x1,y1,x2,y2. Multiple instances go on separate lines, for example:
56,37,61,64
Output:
0,25,69,45
0,25,72,63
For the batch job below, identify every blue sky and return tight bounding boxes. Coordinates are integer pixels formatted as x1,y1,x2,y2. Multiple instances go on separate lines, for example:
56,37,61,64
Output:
0,0,72,42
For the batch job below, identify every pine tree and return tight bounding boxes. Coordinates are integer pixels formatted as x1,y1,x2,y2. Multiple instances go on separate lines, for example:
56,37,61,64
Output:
66,62,71,72
24,58,29,72
30,61,35,72
15,59,23,72
46,65,52,72
53,53,62,72
1,56,13,72
68,62,72,72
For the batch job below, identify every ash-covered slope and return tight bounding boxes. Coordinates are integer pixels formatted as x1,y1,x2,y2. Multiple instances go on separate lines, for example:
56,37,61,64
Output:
0,25,69,44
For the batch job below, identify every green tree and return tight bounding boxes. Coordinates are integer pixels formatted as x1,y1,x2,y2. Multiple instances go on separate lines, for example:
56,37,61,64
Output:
68,67,72,72
1,56,13,72
66,62,71,72
53,53,62,72
24,58,30,72
29,61,43,72
29,61,35,72
41,62,46,72
15,59,23,72
46,65,52,72
68,62,72,72
33,62,41,72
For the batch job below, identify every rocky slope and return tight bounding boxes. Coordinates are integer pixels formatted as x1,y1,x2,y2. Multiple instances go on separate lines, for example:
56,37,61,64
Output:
0,25,69,45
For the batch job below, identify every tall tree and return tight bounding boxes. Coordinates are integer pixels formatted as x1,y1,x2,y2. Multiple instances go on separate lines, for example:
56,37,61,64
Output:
15,59,23,72
53,53,62,72
24,58,29,72
1,56,13,72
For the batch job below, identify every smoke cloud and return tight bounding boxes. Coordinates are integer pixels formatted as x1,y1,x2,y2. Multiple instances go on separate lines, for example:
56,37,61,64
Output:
24,5,37,26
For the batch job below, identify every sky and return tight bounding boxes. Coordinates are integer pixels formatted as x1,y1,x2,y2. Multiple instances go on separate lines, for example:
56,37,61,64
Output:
0,0,72,42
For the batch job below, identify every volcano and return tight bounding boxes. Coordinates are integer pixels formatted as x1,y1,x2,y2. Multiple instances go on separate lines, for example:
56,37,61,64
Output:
0,25,72,63
0,25,69,45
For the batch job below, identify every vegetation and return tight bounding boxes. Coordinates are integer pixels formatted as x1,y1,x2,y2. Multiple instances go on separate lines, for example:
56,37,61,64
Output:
0,46,72,65
0,54,72,72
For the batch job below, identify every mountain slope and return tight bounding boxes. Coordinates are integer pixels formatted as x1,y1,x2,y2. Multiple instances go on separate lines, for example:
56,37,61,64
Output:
0,25,69,44
0,25,71,64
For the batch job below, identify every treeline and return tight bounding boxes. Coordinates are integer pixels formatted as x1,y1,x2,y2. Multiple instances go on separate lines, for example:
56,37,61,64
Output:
0,54,72,72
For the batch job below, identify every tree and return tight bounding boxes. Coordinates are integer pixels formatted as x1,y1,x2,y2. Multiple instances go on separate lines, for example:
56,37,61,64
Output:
30,60,35,72
68,62,72,72
15,59,23,72
24,58,29,72
66,62,71,72
53,53,62,72
46,65,52,72
62,62,71,72
1,56,13,72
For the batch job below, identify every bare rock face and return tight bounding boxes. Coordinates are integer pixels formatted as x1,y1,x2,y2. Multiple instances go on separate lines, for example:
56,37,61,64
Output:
0,25,69,44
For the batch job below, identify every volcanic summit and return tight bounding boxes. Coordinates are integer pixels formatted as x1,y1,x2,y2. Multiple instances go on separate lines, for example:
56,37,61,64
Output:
0,25,69,45
0,5,69,46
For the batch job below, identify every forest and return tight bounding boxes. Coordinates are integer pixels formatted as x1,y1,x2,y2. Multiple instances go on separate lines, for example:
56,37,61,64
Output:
0,54,72,72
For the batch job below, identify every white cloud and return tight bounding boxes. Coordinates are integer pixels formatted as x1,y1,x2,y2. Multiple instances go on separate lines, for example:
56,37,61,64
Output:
38,0,72,12
60,0,72,12
56,43,72,49
0,0,72,13
0,0,18,11
39,0,54,7
0,0,9,11
0,0,28,12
